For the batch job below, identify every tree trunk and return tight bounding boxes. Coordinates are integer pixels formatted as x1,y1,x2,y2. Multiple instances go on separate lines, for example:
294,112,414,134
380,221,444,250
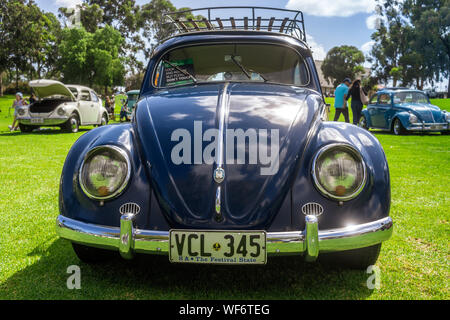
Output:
0,73,3,97
447,74,450,99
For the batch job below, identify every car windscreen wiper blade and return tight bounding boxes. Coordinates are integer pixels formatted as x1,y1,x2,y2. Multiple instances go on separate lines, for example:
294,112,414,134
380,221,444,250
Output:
230,55,268,82
162,60,198,84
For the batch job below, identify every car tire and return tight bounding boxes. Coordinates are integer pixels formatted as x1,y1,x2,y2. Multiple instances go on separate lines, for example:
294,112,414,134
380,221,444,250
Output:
392,118,406,135
318,244,382,270
63,114,79,133
18,123,35,133
71,242,115,263
99,113,108,127
358,115,369,130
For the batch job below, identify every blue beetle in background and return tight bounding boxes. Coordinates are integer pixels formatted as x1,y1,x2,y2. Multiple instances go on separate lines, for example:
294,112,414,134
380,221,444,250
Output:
56,7,393,269
360,88,450,135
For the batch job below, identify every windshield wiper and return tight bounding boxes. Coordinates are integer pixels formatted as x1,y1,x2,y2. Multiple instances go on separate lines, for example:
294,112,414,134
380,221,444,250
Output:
230,55,268,82
162,60,197,84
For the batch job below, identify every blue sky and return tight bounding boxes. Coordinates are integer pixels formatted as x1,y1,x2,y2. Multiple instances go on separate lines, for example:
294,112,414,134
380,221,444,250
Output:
36,0,379,62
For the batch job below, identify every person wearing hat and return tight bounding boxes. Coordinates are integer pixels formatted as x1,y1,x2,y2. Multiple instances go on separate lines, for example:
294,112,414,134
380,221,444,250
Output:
9,92,26,132
333,78,351,123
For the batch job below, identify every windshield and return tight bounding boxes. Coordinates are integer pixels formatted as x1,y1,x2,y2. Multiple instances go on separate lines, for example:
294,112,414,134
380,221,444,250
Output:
68,87,78,99
127,94,139,101
393,92,429,104
153,44,309,88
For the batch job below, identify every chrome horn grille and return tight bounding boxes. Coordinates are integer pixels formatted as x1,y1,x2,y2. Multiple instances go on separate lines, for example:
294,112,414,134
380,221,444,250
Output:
301,202,324,216
119,202,141,215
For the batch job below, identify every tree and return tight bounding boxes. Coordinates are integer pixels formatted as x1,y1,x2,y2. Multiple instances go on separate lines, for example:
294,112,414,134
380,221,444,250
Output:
368,1,412,87
88,25,126,94
321,46,365,87
58,25,125,93
403,0,450,95
58,27,92,84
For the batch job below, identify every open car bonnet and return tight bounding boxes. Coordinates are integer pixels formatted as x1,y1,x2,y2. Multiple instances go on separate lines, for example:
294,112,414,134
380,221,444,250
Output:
29,80,76,101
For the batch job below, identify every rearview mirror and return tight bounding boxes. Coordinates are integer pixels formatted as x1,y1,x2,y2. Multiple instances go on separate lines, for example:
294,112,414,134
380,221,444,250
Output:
225,55,242,62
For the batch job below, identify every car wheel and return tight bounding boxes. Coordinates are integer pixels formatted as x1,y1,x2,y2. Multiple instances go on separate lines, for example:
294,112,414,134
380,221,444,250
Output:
64,114,79,133
358,115,369,130
318,244,382,270
99,113,108,127
71,242,115,263
18,123,34,133
392,118,405,135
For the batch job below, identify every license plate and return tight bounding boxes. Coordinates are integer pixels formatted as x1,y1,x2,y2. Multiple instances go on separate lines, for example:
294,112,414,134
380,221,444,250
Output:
169,230,267,265
31,118,43,124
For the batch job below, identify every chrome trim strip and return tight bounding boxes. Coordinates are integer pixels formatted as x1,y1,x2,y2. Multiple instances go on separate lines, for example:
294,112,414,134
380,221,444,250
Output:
56,215,393,257
215,82,229,168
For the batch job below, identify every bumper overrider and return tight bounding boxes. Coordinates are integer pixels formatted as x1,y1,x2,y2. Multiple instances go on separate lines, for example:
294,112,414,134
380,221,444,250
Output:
56,214,393,261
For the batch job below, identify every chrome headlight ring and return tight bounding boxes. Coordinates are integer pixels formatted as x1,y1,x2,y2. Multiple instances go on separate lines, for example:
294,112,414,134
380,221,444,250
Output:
312,143,367,201
57,107,67,116
79,145,131,201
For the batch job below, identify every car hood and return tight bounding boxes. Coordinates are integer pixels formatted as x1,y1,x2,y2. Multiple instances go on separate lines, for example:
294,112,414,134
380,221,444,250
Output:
135,83,321,229
29,79,76,101
399,103,443,122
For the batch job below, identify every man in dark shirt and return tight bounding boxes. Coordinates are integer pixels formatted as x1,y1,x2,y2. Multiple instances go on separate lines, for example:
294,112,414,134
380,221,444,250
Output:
346,79,367,125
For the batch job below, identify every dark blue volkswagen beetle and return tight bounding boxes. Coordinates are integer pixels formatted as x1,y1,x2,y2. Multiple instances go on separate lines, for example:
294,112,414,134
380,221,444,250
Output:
360,88,449,135
56,7,393,269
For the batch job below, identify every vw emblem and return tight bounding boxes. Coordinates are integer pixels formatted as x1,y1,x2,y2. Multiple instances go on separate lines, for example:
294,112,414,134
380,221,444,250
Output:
213,167,225,184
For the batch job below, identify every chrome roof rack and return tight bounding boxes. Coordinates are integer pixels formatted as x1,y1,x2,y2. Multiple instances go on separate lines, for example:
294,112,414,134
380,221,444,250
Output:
163,6,307,42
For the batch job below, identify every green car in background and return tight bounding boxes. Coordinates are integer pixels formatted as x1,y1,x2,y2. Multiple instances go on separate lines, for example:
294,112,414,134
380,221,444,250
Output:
122,90,140,121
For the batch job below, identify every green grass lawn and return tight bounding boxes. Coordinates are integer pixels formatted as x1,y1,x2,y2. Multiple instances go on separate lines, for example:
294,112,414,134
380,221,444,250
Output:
0,95,448,299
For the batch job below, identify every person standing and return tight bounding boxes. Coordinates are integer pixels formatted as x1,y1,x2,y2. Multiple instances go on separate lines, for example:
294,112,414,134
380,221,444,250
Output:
346,79,367,125
8,92,26,132
105,96,115,121
28,92,37,105
333,78,351,123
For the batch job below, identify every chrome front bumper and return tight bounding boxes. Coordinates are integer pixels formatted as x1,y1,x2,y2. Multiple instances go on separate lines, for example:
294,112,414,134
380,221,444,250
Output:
18,117,69,126
407,122,449,131
56,215,393,261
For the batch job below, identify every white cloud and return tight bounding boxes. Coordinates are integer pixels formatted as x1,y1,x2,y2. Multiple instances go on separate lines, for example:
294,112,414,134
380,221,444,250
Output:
361,41,375,68
306,34,326,60
366,14,378,29
361,40,375,54
55,0,82,8
286,0,376,17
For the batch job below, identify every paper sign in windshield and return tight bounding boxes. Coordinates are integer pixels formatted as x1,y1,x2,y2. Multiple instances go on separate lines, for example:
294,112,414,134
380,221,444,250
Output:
164,59,195,86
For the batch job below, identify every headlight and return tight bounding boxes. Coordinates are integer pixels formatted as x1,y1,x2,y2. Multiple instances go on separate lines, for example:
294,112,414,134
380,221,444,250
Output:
409,113,418,123
57,107,66,116
17,108,26,116
444,112,450,122
79,145,131,200
312,144,367,201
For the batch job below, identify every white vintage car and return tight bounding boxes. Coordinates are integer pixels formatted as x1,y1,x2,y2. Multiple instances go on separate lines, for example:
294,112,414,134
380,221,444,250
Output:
16,80,109,133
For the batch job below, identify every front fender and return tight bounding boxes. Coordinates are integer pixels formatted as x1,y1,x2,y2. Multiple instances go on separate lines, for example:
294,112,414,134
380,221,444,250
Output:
361,109,372,127
59,124,155,229
291,122,390,230
390,111,410,130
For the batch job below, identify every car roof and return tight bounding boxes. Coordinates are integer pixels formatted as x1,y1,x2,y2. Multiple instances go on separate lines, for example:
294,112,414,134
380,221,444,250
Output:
66,85,95,92
127,90,140,94
377,88,424,94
